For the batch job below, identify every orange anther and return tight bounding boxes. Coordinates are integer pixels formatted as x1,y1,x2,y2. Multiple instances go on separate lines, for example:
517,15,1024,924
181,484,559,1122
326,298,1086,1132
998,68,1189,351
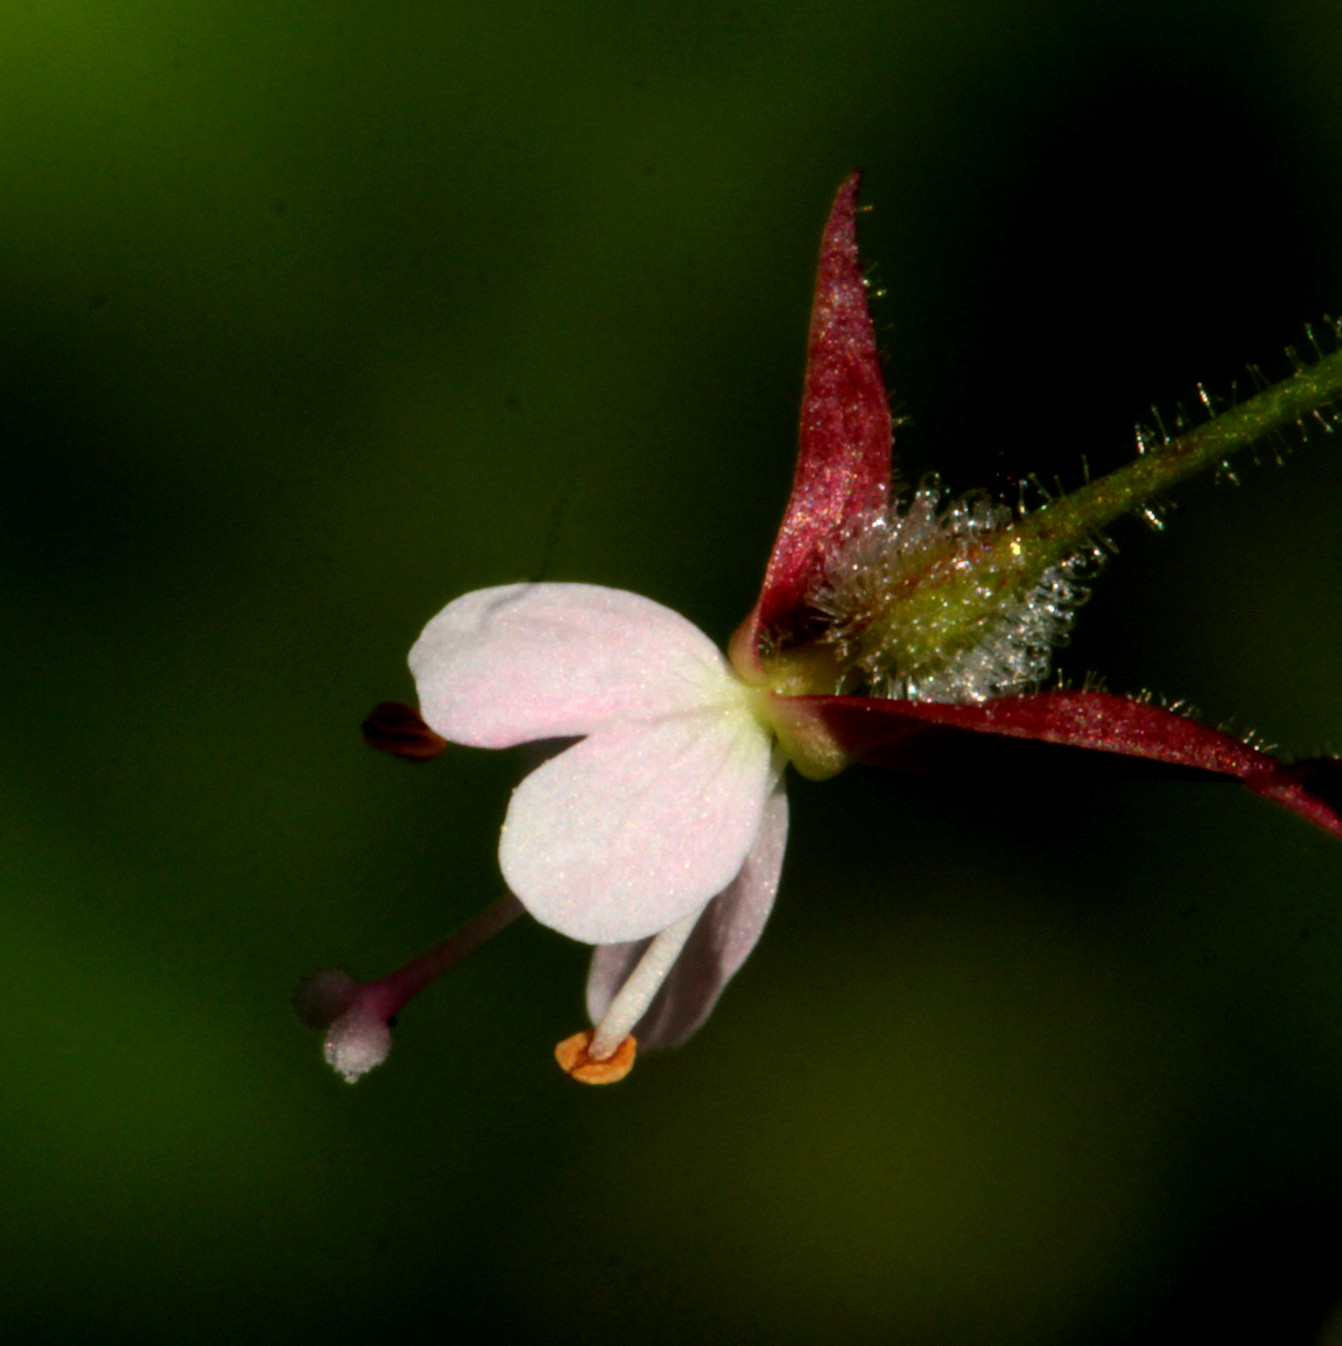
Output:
554,1029,637,1084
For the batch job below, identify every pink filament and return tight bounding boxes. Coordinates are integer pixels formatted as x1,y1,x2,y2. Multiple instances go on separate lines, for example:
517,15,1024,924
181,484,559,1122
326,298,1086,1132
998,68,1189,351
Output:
355,892,526,1022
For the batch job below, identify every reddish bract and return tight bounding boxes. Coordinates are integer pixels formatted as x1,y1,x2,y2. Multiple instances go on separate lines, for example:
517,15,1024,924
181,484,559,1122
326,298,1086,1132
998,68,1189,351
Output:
737,172,893,667
797,691,1342,839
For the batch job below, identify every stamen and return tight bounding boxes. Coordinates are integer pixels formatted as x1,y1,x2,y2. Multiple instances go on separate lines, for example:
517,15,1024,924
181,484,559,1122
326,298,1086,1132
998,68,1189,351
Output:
361,700,449,760
362,891,524,1017
587,906,704,1061
554,1029,637,1084
297,892,524,1082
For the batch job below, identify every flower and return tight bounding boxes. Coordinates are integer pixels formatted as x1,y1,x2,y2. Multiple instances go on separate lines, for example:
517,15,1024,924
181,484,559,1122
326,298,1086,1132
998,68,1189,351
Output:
303,173,1342,1086
409,582,790,1077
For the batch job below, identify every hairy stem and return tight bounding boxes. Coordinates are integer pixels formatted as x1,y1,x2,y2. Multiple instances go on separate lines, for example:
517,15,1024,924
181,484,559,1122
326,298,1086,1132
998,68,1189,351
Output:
1017,337,1342,561
849,337,1342,678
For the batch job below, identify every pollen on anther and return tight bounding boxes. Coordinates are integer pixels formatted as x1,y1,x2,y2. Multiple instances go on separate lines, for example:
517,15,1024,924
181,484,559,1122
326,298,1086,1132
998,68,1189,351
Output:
554,1029,637,1084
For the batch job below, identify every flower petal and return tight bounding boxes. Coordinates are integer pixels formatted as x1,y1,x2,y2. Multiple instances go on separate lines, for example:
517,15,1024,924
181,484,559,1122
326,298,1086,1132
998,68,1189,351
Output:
410,583,738,747
498,704,774,944
586,780,788,1050
741,173,894,659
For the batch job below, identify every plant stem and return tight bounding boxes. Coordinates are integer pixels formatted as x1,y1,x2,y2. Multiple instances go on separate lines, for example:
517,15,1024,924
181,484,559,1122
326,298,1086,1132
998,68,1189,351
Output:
1016,338,1342,561
846,336,1342,684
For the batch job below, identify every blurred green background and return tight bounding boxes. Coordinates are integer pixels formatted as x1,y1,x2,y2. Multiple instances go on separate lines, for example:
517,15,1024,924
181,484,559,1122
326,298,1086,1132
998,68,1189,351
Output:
2,1,1342,1342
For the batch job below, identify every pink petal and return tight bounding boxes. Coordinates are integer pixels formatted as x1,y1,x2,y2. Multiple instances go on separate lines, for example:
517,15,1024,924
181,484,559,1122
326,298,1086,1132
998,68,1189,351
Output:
498,707,775,944
797,690,1342,839
585,780,788,1050
410,583,736,748
742,173,894,658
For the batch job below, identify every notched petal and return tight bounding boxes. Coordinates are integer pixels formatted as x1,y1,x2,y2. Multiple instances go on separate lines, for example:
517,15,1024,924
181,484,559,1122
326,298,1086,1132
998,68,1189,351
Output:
410,583,738,748
500,706,774,944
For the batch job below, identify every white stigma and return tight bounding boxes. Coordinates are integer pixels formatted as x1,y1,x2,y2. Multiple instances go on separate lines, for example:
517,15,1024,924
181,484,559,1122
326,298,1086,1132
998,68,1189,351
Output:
324,1006,393,1084
588,905,705,1060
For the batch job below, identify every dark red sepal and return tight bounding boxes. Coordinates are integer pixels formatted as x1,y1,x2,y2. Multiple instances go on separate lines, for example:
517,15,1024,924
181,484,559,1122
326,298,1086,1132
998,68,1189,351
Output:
362,701,448,761
741,173,894,665
801,690,1342,840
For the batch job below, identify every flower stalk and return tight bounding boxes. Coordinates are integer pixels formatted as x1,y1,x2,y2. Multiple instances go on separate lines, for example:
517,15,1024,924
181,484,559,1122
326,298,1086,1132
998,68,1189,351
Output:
1018,332,1342,557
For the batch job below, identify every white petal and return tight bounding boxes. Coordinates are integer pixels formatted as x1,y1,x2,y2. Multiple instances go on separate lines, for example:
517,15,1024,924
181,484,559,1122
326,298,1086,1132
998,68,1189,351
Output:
499,702,774,944
586,780,788,1050
409,583,739,747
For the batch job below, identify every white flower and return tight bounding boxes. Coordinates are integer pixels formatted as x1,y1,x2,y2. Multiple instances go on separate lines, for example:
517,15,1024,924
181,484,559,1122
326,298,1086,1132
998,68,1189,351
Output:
409,582,789,1066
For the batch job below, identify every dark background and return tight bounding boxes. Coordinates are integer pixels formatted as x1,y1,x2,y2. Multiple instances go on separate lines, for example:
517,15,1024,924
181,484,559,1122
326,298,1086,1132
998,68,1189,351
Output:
2,1,1342,1342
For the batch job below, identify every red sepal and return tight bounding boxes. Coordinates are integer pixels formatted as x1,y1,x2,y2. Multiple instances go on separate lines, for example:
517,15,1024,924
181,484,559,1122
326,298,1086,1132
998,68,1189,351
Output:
800,690,1342,840
739,173,894,667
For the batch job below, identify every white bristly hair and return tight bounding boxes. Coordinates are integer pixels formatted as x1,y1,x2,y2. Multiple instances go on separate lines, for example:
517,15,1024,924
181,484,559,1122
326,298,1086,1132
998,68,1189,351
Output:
809,477,1102,704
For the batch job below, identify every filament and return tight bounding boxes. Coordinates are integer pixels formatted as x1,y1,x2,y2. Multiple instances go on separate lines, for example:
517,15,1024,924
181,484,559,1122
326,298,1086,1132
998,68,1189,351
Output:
588,905,705,1060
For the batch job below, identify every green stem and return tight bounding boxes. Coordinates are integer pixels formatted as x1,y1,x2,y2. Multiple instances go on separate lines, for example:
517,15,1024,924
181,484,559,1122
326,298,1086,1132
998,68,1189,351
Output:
845,336,1342,683
1016,338,1342,561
